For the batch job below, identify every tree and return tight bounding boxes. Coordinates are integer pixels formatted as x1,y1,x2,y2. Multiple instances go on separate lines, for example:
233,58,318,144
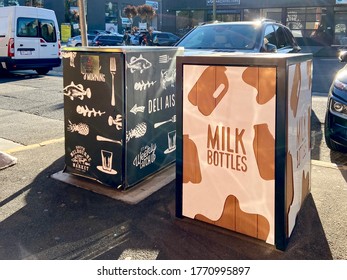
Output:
123,5,137,20
137,4,156,30
64,0,79,24
25,0,43,7
123,5,137,30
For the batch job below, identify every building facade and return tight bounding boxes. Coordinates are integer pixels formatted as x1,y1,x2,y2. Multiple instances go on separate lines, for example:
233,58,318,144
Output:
2,0,347,47
1,0,163,36
163,0,347,47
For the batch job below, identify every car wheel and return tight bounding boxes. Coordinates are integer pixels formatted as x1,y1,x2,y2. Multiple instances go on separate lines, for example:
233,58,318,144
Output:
36,68,50,75
75,43,82,47
324,112,347,153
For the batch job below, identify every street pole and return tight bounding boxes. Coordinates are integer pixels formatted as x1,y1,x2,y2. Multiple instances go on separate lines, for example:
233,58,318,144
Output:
77,0,88,46
213,0,216,21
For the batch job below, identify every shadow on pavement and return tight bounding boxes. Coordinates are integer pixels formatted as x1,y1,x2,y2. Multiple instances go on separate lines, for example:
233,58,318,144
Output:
311,110,323,161
0,71,41,83
0,156,333,260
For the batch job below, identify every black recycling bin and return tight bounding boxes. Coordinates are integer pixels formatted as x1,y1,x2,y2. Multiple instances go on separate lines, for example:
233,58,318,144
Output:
61,46,183,190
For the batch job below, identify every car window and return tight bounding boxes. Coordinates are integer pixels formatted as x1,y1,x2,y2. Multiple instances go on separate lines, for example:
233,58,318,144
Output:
283,27,297,47
264,24,277,46
40,20,56,42
157,33,168,39
177,24,257,50
275,26,288,48
17,18,38,37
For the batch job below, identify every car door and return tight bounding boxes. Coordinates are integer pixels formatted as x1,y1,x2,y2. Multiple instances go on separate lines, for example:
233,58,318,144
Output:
38,19,58,58
16,17,40,59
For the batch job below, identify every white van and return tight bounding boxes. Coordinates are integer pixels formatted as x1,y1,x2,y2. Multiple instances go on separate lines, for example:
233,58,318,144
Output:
0,6,61,75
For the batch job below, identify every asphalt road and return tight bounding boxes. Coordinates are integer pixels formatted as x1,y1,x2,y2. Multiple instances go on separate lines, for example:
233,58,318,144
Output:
0,56,346,263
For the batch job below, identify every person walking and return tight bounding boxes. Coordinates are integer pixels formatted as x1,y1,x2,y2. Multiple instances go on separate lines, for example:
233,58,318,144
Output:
146,27,158,46
123,31,131,46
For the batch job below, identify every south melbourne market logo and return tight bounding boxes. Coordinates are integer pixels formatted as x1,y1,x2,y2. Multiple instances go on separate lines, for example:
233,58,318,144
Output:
70,145,91,172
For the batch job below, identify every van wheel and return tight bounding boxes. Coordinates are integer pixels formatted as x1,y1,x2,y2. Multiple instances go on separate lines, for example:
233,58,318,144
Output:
36,68,50,75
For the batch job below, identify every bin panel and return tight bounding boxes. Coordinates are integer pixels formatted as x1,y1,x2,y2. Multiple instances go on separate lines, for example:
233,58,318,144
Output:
63,51,124,188
124,49,180,187
180,64,276,245
286,60,312,237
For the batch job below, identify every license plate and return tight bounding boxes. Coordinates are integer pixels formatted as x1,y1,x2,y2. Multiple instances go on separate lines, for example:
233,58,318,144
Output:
20,50,32,55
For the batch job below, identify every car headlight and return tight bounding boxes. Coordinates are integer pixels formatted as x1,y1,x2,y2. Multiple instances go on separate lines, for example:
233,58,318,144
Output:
330,99,347,118
334,79,347,91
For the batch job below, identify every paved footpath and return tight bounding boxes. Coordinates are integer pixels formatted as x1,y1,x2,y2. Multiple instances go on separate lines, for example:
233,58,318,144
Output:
0,133,346,260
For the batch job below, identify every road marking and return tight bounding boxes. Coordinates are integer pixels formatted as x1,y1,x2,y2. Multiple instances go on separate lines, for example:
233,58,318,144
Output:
4,137,65,154
312,159,347,170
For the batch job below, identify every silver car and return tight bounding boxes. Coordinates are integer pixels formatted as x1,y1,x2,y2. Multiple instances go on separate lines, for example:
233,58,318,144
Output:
66,34,96,47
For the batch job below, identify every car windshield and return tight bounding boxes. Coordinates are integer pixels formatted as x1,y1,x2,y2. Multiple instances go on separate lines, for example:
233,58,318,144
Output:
177,24,259,50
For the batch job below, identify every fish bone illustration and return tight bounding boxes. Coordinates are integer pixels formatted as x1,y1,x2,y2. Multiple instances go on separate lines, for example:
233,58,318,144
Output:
76,105,105,117
127,54,152,73
134,80,156,91
64,82,91,100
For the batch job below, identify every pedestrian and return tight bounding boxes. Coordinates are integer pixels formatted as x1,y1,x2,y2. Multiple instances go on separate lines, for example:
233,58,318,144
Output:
139,33,147,46
146,27,158,46
123,31,131,46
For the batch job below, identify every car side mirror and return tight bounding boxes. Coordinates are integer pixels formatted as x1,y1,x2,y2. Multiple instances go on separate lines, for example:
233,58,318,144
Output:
266,43,277,53
339,50,347,62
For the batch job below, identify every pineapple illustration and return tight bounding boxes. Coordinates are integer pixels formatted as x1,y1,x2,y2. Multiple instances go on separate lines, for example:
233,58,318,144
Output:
67,120,90,136
126,122,147,142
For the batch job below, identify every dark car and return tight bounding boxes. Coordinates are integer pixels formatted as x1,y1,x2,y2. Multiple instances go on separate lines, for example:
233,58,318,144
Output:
324,51,347,153
152,31,180,46
134,31,180,46
175,20,301,53
91,34,124,46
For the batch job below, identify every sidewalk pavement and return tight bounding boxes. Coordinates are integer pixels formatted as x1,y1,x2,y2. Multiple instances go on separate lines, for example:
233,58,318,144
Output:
0,136,346,260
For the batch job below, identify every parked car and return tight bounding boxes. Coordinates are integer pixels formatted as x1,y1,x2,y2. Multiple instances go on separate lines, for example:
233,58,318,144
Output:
174,20,301,53
324,51,347,152
91,34,124,46
66,34,96,47
0,6,61,75
152,31,180,46
131,31,180,46
89,29,112,35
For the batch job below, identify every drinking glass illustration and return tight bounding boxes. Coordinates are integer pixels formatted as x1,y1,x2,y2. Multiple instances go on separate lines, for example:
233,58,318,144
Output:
101,150,113,172
167,130,176,152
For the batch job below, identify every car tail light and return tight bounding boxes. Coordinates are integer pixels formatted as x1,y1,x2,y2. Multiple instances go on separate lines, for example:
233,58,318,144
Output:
8,38,15,57
58,39,61,57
